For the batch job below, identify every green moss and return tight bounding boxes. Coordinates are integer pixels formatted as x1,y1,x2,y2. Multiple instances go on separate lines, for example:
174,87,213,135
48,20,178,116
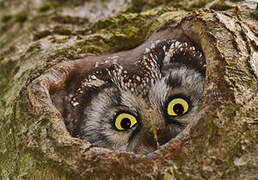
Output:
93,17,120,30
0,1,5,8
122,26,138,38
2,14,12,22
39,2,57,12
88,9,171,51
39,2,52,12
15,12,27,23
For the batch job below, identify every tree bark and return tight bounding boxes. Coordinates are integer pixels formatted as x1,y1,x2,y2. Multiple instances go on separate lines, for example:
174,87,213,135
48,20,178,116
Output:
0,0,257,179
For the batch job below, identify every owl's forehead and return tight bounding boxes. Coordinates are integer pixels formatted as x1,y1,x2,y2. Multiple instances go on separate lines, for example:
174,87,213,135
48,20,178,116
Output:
79,39,204,97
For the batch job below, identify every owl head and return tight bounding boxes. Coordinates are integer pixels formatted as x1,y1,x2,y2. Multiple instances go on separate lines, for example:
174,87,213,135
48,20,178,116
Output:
69,39,205,154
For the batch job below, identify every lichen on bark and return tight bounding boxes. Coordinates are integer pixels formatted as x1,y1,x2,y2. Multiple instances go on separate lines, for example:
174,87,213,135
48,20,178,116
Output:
0,0,257,179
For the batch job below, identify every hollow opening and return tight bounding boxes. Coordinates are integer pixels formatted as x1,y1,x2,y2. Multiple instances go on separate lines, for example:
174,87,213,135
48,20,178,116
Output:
49,29,206,155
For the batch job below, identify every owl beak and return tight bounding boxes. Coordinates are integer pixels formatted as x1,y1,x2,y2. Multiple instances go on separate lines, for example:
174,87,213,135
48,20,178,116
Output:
151,126,160,148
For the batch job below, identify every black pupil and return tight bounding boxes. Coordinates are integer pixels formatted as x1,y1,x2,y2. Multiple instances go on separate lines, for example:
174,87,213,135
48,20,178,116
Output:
173,103,184,115
121,118,131,129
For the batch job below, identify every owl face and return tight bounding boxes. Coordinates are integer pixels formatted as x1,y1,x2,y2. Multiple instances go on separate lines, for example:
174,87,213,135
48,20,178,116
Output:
71,39,205,154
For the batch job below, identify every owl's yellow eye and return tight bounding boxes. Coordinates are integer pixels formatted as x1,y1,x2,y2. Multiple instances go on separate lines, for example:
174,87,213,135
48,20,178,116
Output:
167,97,189,117
114,113,138,131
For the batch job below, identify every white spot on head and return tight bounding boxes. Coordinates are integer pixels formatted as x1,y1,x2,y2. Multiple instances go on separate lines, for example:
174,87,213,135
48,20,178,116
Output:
72,101,79,107
145,48,150,53
94,62,100,67
91,75,97,79
175,41,180,47
163,45,166,52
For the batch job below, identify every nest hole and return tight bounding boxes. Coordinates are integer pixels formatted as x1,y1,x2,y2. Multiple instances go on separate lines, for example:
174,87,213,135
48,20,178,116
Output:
41,23,208,155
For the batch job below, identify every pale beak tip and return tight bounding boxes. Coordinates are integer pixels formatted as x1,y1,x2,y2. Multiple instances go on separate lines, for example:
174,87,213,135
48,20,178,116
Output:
151,126,160,147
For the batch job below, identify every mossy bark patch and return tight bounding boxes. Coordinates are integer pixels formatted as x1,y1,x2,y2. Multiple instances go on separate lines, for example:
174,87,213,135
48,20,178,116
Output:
0,0,257,179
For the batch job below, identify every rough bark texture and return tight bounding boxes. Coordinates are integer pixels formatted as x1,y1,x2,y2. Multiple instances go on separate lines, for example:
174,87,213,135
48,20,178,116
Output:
0,0,257,179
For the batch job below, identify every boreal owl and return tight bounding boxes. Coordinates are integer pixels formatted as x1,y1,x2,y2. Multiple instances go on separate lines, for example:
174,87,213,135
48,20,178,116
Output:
69,39,205,154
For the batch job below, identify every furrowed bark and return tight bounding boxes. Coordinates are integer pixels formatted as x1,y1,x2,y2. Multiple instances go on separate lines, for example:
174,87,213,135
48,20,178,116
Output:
0,0,257,179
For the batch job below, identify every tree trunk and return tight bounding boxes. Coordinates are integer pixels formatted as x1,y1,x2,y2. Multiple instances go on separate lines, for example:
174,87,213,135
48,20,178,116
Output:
0,0,257,179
